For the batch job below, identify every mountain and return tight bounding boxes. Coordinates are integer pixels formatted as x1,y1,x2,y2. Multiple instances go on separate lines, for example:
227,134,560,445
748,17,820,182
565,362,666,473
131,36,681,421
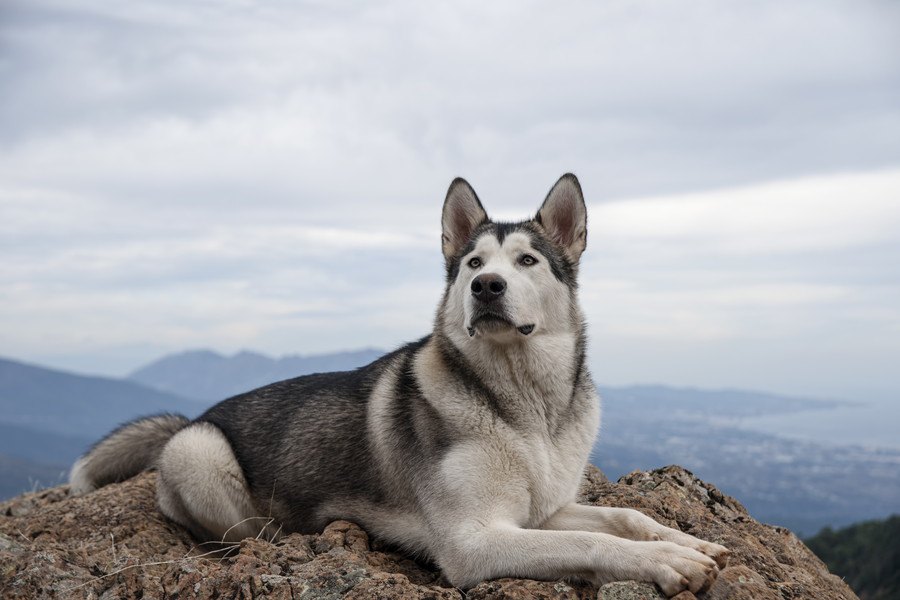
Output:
0,357,205,439
0,422,92,466
597,384,846,418
0,423,86,501
0,453,66,500
806,515,900,600
128,348,385,401
0,356,208,499
0,466,858,599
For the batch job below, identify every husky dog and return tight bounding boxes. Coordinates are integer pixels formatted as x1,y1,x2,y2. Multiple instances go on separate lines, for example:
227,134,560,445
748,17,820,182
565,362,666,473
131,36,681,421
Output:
70,175,727,596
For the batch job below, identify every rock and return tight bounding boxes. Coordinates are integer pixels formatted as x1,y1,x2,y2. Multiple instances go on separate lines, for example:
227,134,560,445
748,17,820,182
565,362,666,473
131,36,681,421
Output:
0,465,858,599
598,581,666,599
467,578,595,599
703,566,778,600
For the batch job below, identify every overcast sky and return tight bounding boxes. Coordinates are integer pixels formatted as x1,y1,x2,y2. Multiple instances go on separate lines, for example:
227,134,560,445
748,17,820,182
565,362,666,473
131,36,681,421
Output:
1,0,899,403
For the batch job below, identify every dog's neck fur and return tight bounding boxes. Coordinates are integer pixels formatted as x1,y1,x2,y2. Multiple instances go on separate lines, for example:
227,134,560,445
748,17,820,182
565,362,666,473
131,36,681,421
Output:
438,311,585,430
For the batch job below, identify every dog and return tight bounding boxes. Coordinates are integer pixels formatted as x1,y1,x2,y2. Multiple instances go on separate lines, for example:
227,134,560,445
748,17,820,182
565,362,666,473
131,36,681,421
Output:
70,174,728,596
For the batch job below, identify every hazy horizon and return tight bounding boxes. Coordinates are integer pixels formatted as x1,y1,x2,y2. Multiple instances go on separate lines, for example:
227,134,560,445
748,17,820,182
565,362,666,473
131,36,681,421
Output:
13,338,900,411
8,343,900,452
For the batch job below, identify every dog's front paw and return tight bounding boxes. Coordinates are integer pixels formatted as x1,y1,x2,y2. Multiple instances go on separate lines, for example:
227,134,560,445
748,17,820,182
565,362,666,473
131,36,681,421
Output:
693,539,730,568
637,540,719,597
654,527,730,568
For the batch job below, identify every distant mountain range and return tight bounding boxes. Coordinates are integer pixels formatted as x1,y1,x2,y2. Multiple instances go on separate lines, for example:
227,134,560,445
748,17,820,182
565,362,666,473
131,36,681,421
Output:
1,349,898,537
0,453,67,500
0,357,203,438
0,356,206,499
128,348,384,401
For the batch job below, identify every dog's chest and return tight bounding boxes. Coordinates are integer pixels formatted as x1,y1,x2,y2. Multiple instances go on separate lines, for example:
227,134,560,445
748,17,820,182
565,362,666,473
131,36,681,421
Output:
520,428,590,527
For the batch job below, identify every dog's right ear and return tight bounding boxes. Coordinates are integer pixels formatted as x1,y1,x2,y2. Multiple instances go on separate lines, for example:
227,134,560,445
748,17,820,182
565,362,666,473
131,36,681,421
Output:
442,178,488,259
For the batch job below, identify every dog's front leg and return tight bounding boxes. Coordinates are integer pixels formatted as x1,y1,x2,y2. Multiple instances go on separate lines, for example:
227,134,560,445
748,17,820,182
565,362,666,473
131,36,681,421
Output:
434,520,716,596
540,504,729,567
429,445,717,597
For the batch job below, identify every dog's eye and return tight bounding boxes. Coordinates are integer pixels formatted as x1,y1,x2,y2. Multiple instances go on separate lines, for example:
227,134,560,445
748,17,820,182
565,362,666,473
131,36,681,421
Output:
468,257,482,269
520,254,538,266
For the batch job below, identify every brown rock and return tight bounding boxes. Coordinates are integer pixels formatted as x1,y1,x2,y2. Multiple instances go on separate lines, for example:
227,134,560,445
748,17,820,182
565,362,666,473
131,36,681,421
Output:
468,578,595,598
345,572,461,599
0,466,858,599
703,566,778,600
589,466,857,600
598,581,666,599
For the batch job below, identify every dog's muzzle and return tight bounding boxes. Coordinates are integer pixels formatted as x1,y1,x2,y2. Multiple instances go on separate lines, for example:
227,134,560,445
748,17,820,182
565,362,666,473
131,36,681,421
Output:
467,274,534,337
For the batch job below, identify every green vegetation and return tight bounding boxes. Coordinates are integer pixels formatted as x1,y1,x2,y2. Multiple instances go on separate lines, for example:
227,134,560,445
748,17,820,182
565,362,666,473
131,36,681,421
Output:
806,515,900,600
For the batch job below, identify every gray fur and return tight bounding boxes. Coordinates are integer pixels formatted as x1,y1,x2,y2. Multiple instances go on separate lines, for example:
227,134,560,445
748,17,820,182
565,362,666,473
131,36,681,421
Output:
70,174,728,596
69,413,189,495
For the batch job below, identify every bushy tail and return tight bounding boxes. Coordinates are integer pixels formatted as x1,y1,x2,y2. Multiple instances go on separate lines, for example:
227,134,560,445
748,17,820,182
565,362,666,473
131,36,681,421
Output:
69,413,190,495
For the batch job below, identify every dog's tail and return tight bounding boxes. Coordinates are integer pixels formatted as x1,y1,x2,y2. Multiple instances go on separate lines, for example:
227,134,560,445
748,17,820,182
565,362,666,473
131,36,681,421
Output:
69,413,190,496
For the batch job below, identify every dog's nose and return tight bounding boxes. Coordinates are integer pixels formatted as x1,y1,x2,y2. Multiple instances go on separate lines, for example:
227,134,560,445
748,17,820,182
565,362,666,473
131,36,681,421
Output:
471,273,507,302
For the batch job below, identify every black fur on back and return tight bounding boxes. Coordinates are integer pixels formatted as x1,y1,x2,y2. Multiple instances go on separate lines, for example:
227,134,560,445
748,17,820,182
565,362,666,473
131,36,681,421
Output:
196,337,432,532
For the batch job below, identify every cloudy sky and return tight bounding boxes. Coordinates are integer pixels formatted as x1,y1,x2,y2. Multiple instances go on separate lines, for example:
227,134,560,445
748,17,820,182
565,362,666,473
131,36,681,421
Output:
1,0,899,403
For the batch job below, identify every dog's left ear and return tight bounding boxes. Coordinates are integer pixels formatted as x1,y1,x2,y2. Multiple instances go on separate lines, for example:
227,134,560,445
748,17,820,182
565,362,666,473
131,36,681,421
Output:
536,173,587,260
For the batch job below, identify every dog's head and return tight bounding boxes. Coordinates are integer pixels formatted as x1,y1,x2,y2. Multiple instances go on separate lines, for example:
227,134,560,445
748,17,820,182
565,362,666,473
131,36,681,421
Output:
439,174,586,346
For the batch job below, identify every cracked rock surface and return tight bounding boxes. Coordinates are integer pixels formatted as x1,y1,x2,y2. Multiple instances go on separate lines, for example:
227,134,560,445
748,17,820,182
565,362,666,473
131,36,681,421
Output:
0,465,857,599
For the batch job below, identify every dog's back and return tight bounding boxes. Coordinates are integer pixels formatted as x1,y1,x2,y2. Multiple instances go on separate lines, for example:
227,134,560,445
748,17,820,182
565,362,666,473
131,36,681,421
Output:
195,339,425,533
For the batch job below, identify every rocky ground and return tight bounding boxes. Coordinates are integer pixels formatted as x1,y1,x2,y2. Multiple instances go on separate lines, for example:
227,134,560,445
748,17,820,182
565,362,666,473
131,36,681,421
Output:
0,465,857,599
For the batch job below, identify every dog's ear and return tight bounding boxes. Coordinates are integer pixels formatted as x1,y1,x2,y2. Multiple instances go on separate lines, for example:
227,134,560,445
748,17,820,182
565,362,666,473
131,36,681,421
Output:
536,173,587,261
442,178,488,259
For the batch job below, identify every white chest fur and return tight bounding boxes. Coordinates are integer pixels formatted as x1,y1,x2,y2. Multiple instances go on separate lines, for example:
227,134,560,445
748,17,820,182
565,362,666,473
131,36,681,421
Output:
518,397,599,528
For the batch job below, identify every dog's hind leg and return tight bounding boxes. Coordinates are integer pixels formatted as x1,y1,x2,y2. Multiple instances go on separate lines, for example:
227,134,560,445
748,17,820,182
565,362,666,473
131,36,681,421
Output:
156,422,276,544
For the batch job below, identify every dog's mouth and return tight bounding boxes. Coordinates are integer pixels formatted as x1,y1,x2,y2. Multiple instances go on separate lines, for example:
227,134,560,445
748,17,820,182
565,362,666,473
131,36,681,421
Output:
467,312,535,337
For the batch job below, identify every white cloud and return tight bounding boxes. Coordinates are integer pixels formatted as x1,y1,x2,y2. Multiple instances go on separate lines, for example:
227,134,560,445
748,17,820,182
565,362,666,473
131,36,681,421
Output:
3,0,899,203
592,169,900,256
1,0,899,400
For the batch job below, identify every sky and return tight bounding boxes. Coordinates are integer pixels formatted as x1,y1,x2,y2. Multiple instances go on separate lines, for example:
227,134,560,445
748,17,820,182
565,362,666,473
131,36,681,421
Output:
1,0,899,404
